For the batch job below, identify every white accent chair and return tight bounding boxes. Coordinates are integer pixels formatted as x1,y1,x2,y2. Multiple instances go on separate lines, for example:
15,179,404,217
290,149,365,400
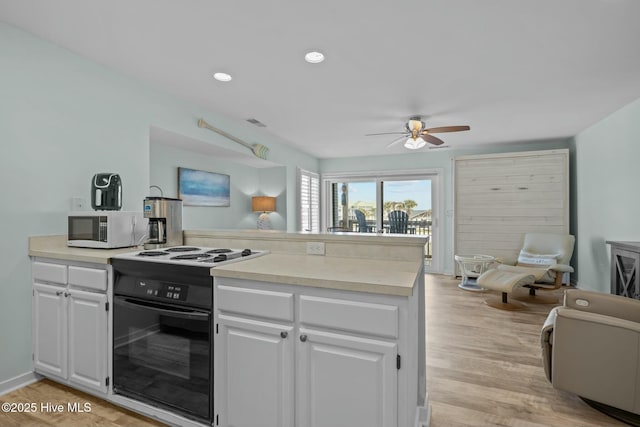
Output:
477,233,575,310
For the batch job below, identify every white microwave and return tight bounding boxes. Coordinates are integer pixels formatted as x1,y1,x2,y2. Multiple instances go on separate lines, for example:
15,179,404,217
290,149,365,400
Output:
67,211,147,249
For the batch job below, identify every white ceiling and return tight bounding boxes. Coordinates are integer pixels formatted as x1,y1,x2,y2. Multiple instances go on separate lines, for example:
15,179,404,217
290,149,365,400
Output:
2,0,640,159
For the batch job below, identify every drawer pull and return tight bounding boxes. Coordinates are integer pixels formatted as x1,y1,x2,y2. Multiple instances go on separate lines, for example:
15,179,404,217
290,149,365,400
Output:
300,334,308,342
280,331,288,339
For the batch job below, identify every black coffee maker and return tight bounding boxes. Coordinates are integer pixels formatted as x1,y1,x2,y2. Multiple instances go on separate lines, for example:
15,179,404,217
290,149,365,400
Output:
91,173,122,211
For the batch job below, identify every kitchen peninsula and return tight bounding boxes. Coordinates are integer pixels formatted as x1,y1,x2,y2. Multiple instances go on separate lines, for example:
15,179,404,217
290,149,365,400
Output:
28,231,429,427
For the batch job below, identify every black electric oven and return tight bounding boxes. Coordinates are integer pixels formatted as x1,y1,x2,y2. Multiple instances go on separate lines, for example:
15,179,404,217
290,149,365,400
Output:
112,259,214,423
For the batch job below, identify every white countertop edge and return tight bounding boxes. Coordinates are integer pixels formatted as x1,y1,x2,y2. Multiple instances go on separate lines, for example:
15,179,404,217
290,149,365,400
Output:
213,269,415,296
185,229,429,246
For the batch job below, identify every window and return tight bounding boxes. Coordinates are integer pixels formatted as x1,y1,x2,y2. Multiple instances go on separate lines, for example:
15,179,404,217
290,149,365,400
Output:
322,169,443,273
298,168,320,232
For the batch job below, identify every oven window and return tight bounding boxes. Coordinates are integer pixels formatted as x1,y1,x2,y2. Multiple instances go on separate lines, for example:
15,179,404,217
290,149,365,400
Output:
130,326,193,379
113,297,211,421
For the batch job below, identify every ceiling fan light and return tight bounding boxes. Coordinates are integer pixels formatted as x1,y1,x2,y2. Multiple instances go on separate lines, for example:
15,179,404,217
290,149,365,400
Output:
404,137,426,150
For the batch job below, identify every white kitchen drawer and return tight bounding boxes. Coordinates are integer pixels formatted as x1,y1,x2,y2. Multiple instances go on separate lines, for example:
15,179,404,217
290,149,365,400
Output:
300,296,399,339
32,261,67,285
216,285,294,322
68,266,107,291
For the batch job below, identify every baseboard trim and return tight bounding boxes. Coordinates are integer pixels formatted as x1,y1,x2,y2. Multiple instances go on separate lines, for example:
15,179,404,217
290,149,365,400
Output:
108,394,205,427
414,391,431,427
0,371,41,396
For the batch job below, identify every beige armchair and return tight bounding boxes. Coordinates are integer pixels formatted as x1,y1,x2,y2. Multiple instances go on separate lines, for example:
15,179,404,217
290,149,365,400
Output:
477,233,575,310
541,289,640,424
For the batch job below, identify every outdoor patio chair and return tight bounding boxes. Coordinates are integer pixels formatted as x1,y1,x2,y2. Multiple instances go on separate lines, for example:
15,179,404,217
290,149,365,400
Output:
388,210,408,234
354,209,371,232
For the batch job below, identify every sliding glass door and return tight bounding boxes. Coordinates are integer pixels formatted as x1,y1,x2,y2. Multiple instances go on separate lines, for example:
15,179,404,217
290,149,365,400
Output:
382,179,433,260
328,181,377,232
323,170,441,272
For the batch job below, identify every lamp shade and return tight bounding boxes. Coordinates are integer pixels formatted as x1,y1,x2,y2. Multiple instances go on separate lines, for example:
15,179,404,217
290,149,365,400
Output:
252,196,276,212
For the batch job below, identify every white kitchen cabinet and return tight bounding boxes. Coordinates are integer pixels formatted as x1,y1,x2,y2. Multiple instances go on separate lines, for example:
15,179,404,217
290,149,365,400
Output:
214,278,412,427
67,289,108,392
297,327,397,427
31,259,109,395
216,314,294,427
33,282,67,378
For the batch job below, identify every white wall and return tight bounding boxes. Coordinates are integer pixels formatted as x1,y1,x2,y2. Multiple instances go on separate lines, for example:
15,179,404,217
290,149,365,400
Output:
255,167,287,231
0,22,315,386
320,140,572,274
150,142,287,230
571,97,640,292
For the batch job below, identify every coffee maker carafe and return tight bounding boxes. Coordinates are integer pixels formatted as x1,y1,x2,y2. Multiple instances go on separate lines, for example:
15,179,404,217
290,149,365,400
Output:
91,173,122,211
143,197,183,249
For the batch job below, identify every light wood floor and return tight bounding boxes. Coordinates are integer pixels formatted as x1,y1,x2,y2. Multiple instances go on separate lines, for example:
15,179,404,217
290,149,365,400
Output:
0,380,167,426
0,275,626,427
425,274,626,427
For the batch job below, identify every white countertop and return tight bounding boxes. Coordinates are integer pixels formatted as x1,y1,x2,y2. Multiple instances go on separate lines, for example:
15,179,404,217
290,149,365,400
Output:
212,253,421,296
28,235,423,295
28,235,140,264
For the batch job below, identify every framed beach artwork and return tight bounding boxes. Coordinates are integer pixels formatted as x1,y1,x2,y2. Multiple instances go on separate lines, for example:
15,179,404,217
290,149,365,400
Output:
178,167,230,207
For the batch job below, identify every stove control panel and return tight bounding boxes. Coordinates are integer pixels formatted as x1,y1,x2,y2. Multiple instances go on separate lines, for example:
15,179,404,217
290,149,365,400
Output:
138,280,188,302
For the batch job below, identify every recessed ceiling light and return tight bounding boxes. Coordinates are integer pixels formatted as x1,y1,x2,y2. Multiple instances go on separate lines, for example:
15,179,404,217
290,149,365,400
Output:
304,51,325,64
213,72,232,82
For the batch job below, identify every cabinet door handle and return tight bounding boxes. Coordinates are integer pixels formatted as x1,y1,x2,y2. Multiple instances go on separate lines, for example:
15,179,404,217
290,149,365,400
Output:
55,291,63,296
280,331,288,339
64,292,71,297
300,334,308,342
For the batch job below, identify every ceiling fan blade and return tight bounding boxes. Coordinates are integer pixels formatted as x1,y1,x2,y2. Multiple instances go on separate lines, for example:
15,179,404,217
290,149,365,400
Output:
386,135,407,148
365,132,408,136
421,134,445,146
424,125,470,133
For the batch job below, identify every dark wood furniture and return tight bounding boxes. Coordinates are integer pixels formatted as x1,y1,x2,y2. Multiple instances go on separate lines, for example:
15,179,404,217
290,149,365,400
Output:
607,241,640,300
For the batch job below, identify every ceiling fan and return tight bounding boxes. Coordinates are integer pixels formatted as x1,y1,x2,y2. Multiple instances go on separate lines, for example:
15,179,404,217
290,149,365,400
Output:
366,116,470,149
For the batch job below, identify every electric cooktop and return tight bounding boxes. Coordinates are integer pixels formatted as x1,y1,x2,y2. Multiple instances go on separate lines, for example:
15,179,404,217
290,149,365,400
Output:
113,246,268,267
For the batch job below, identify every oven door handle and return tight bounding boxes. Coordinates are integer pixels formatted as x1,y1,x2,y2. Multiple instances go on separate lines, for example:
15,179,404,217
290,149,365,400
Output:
116,297,210,320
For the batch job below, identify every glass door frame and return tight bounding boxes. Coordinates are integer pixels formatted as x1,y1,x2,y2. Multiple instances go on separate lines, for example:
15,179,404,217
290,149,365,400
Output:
321,168,444,273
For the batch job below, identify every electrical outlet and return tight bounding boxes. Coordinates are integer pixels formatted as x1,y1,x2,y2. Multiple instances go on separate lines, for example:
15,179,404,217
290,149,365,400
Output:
306,242,325,255
70,197,86,211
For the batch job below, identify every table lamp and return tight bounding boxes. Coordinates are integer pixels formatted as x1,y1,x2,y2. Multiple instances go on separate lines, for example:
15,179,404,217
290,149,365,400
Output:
252,196,276,229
